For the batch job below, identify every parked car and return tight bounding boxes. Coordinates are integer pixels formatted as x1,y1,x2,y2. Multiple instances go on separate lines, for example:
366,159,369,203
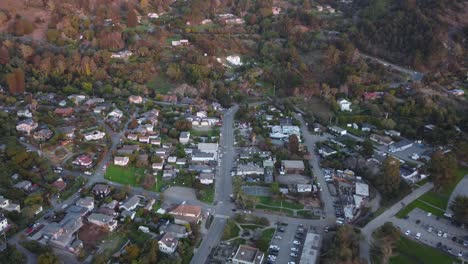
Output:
438,230,442,237
415,233,421,240
291,247,299,252
290,253,298,258
405,230,411,236
293,240,301,246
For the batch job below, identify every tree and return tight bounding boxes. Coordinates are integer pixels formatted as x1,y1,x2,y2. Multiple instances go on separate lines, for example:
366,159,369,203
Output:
127,8,138,28
288,134,299,154
377,157,400,197
450,195,468,225
0,46,9,64
361,140,374,158
146,240,159,263
430,151,457,191
6,69,25,94
37,252,59,264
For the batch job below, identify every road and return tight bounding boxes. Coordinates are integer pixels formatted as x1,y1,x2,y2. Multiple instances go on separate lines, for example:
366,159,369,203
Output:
295,114,336,223
190,106,238,264
358,52,424,82
359,182,433,263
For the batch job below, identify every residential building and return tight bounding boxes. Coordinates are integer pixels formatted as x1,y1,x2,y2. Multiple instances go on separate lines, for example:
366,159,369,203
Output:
120,196,140,211
328,126,347,136
87,213,117,231
58,126,75,138
114,156,130,166
281,160,305,175
121,209,136,220
52,178,67,192
16,119,38,134
54,107,75,117
17,109,32,118
169,204,202,224
73,154,93,168
13,180,32,191
337,99,352,111
199,173,214,185
179,132,190,144
152,163,164,171
232,245,264,264
33,127,53,141
107,108,123,119
128,95,143,104
139,136,150,144
361,123,375,132
400,166,419,183
191,150,216,162
0,216,7,233
0,196,20,212
92,184,111,197
75,197,94,212
318,145,338,157
127,134,138,141
389,139,413,153
83,130,105,141
197,143,218,157
297,184,312,193
47,213,83,248
384,130,401,137
196,111,207,118
237,164,264,176
158,233,178,254
370,134,393,146
159,222,191,238
269,125,301,140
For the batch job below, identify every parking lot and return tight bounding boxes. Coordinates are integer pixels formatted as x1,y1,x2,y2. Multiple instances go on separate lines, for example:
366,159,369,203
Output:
393,208,468,259
267,222,310,264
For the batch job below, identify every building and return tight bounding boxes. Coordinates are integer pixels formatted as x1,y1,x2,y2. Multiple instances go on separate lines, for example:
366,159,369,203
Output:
58,126,76,138
16,119,38,134
54,107,75,117
0,196,20,212
329,126,347,136
107,108,123,119
237,164,264,176
120,196,140,211
361,123,375,132
370,134,393,146
197,143,218,156
87,213,117,231
318,145,338,157
196,111,207,118
297,184,312,193
52,178,67,192
199,173,214,185
159,222,191,238
400,166,419,182
158,233,178,254
13,180,32,191
128,95,143,104
33,127,53,141
83,130,105,141
299,231,321,264
269,125,301,140
76,197,94,212
179,132,190,144
17,109,32,118
0,216,7,233
385,130,401,137
47,213,83,249
389,139,413,153
232,245,264,264
92,184,111,197
73,154,93,168
152,163,164,171
114,156,130,166
281,160,305,175
337,99,352,111
121,209,136,220
191,150,216,162
169,204,202,224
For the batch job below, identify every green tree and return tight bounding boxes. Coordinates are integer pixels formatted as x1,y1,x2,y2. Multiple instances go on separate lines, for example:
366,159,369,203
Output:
450,195,468,225
37,252,59,264
430,151,458,191
378,157,401,197
361,140,374,158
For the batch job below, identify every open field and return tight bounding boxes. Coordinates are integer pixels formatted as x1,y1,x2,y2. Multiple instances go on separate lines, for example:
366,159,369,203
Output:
105,165,145,186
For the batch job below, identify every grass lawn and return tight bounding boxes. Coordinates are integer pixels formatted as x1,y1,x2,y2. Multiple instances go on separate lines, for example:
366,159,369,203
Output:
154,173,163,192
105,165,145,186
258,196,304,210
222,219,240,241
396,166,468,218
147,75,173,94
240,224,265,230
297,210,320,219
255,204,295,216
257,228,276,252
190,128,220,137
390,235,460,264
198,187,214,204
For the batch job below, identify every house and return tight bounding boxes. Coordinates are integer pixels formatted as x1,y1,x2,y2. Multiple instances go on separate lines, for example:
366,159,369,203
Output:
281,160,305,175
68,94,86,105
163,166,176,178
107,108,123,119
355,181,369,198
110,50,133,59
450,89,465,96
329,126,347,136
84,130,105,141
167,156,177,163
121,209,136,220
16,119,38,134
17,109,32,118
127,134,138,141
87,213,117,231
117,145,140,155
171,40,189,46
168,204,202,224
232,245,264,264
13,180,32,191
400,166,419,182
196,111,207,118
76,197,94,212
73,154,93,168
363,91,384,100
92,184,111,197
159,222,191,238
47,213,83,248
151,138,161,146
58,126,76,138
66,205,89,217
199,173,214,185
389,139,413,153
93,106,107,114
384,130,401,137
148,13,159,19
33,127,53,141
52,178,67,192
318,145,338,157
176,158,187,165
179,132,190,145
191,150,216,162
297,184,312,193
237,164,264,176
0,196,21,212
84,98,105,107
139,136,150,144
54,107,75,117
114,156,130,166
128,95,143,104
158,233,178,254
361,123,375,132
188,164,213,173
152,163,164,171
272,6,281,15
337,99,352,111
0,216,7,233
370,134,393,146
120,196,140,211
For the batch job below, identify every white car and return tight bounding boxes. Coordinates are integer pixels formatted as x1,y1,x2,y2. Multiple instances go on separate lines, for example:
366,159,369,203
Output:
274,235,282,240
290,253,298,257
293,240,301,246
443,233,448,238
291,247,299,252
415,233,421,240
84,171,92,175
405,230,411,236
437,230,442,237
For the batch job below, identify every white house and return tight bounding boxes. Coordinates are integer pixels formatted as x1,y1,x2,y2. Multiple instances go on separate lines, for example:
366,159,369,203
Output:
107,108,123,119
152,163,164,171
76,197,95,212
0,216,8,233
114,156,130,166
16,119,38,134
120,196,140,211
158,233,178,254
84,130,106,141
17,109,32,118
297,184,312,193
128,95,143,104
338,99,352,111
199,173,214,185
389,139,413,153
196,111,207,118
179,132,190,144
87,213,117,231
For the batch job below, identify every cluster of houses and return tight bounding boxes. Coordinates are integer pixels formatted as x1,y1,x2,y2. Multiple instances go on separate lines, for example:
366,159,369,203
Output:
185,110,221,128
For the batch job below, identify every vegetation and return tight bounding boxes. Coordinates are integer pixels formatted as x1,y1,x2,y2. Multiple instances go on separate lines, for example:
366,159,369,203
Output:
429,151,458,191
105,165,145,186
321,225,361,264
222,219,240,240
450,195,468,225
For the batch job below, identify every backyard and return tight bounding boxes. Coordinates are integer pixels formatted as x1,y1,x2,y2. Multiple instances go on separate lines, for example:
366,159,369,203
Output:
105,165,145,186
390,235,460,264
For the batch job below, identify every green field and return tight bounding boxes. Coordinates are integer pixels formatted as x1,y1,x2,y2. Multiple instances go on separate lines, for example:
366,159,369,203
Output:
390,235,460,264
255,204,295,216
105,165,145,186
198,187,214,204
258,196,304,210
396,166,468,218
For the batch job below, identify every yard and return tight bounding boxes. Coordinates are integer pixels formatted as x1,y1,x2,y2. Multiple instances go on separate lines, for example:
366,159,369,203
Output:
197,187,214,204
256,228,276,252
258,196,304,210
78,223,110,249
105,165,145,186
396,166,468,218
390,235,460,264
